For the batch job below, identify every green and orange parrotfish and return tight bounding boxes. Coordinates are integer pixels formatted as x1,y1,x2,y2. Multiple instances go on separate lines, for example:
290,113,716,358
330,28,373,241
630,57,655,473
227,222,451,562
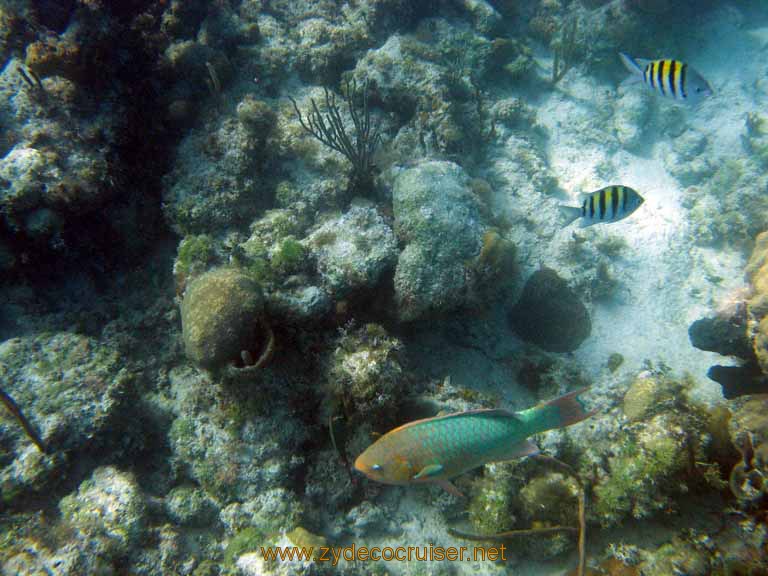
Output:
354,388,594,498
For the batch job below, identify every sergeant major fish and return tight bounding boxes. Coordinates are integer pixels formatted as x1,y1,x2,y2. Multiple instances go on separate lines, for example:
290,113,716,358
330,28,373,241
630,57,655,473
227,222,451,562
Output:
559,185,644,228
354,388,594,497
619,52,713,105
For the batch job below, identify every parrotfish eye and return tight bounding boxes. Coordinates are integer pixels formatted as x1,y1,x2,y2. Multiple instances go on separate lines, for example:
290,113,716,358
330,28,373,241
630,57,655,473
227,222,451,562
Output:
371,464,383,471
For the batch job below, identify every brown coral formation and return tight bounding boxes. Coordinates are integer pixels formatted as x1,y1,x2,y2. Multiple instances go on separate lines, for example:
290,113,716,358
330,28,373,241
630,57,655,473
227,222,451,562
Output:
180,267,266,370
746,231,768,373
25,37,84,81
728,396,768,502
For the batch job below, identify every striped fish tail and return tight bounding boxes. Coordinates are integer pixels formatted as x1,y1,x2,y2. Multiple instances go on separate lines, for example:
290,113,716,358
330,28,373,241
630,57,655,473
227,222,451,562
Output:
558,204,582,227
525,388,596,434
619,52,644,79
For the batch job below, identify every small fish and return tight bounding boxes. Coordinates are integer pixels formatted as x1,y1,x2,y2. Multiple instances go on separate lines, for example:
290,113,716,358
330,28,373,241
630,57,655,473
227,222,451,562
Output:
559,185,644,228
354,388,594,497
619,52,713,105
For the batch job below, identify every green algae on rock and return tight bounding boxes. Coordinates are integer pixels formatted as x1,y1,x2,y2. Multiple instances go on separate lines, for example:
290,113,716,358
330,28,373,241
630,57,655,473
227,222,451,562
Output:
165,485,219,528
468,462,519,536
0,332,131,505
325,323,404,426
307,205,398,297
180,267,265,370
622,373,682,422
59,466,147,557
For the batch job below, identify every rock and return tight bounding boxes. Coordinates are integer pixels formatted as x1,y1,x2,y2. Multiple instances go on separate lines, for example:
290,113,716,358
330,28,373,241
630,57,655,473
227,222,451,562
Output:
59,466,147,555
688,309,752,360
219,488,302,535
459,0,502,34
0,333,131,503
180,267,265,370
508,267,591,352
162,115,269,235
0,147,51,211
167,368,307,504
268,285,332,323
622,374,680,422
307,205,398,296
325,323,404,425
662,128,714,186
165,486,219,528
392,161,487,321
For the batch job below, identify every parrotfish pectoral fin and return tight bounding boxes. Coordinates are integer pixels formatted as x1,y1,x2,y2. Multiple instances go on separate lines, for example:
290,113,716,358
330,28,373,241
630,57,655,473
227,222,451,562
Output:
414,464,444,479
558,205,582,227
505,440,540,460
437,479,465,499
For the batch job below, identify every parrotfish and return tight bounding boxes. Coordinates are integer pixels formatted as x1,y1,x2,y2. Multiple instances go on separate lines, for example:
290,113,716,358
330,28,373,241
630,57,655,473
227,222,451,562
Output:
619,53,713,105
354,388,594,497
559,185,644,228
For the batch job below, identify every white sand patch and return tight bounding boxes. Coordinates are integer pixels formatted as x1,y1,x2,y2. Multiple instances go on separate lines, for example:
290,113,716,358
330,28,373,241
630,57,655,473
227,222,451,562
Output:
491,11,759,404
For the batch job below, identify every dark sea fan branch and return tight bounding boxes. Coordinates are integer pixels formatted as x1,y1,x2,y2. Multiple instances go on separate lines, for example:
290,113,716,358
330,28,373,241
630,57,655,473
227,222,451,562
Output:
552,17,580,84
0,387,48,454
289,79,381,191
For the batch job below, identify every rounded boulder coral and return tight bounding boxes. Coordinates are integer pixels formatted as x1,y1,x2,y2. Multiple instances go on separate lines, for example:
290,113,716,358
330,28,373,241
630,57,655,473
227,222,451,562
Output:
180,267,266,370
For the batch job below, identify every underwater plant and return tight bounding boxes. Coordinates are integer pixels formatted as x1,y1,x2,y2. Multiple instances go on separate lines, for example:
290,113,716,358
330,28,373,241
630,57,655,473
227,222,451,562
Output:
289,79,381,193
551,17,580,84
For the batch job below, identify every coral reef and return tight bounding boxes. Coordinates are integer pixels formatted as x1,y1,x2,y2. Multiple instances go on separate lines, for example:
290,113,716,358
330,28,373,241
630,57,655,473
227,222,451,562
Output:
728,396,768,503
290,80,381,194
325,322,404,426
747,231,768,375
59,466,147,556
0,1,177,279
307,205,398,297
162,106,277,235
392,160,498,321
0,332,132,504
585,370,729,527
166,366,308,504
1,2,765,575
467,462,519,535
691,230,768,398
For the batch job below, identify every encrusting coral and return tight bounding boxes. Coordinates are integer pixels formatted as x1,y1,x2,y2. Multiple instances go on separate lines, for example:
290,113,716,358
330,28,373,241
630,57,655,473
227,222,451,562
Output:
324,322,404,427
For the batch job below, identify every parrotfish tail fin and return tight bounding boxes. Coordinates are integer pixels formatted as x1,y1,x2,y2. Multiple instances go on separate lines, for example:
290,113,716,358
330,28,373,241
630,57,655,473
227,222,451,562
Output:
619,52,645,82
558,204,582,227
543,387,596,429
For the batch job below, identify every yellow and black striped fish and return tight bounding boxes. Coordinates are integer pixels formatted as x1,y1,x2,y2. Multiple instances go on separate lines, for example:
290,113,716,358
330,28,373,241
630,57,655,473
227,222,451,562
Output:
559,185,644,228
619,53,712,105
